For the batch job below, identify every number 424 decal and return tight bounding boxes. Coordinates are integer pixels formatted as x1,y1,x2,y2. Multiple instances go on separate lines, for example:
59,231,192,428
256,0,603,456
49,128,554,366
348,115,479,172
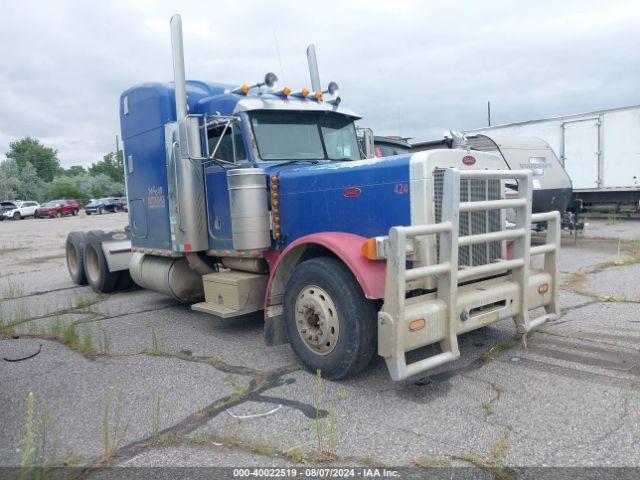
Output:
394,183,409,195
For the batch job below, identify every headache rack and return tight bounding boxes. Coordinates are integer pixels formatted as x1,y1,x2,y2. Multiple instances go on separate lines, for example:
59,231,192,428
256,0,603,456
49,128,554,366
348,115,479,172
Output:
379,168,560,380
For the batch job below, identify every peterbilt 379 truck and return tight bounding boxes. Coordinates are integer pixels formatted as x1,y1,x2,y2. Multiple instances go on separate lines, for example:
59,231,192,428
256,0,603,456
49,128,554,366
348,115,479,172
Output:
64,15,561,381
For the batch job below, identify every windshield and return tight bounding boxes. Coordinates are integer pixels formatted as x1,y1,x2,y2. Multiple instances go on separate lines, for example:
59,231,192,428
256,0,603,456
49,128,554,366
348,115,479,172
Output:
250,111,360,161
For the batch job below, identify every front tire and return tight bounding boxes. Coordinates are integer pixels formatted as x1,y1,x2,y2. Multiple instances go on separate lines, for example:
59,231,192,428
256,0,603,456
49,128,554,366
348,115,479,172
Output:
13,212,20,220
284,257,377,380
83,233,119,293
55,211,62,218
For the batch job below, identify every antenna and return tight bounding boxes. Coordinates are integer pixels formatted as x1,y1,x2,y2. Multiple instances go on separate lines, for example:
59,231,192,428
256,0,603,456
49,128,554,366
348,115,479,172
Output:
306,44,322,93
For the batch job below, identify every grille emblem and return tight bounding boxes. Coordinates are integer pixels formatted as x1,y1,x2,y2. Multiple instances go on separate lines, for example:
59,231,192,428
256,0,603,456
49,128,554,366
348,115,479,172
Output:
462,155,476,165
343,187,361,198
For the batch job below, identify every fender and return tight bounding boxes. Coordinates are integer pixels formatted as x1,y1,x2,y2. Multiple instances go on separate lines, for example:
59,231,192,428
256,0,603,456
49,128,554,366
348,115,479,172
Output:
262,232,386,346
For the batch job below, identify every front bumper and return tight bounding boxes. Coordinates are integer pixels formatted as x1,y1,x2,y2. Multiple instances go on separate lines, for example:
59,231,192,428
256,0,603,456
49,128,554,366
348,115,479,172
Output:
378,169,560,381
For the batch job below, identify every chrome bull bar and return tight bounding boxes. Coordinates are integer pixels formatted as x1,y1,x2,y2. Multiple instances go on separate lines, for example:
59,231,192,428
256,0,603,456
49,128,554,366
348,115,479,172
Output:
379,168,560,381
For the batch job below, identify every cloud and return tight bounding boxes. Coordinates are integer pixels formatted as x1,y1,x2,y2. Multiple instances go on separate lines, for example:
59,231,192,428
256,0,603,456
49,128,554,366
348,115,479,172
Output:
0,0,638,166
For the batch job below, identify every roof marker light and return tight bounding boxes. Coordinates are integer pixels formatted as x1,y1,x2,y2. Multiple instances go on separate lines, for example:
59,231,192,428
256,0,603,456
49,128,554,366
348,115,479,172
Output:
273,87,291,97
292,89,310,98
232,85,250,95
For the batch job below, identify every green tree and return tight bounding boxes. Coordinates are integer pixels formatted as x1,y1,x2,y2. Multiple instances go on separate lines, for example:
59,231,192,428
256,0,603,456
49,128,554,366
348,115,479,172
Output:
15,162,51,202
89,150,124,183
63,165,87,177
51,178,82,202
0,161,20,200
6,137,60,182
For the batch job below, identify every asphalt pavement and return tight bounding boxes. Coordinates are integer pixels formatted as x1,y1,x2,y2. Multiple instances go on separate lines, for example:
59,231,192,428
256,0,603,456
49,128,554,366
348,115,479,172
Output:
0,213,639,476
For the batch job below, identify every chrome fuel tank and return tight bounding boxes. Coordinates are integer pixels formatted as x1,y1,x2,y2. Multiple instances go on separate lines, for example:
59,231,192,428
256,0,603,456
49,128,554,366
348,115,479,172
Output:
227,168,271,251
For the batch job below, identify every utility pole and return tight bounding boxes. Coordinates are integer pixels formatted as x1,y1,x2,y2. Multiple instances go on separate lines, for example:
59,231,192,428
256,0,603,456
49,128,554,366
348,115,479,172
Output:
487,101,491,126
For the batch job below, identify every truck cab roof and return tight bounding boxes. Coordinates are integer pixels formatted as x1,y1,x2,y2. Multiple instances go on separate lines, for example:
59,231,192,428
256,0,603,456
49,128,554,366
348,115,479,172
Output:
120,81,358,141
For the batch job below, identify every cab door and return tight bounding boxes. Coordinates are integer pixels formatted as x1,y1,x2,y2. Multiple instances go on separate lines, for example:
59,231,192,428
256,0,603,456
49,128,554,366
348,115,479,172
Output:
204,122,249,251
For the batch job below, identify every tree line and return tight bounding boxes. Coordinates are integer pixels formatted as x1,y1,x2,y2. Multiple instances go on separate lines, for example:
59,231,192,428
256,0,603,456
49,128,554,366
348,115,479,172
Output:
0,137,125,204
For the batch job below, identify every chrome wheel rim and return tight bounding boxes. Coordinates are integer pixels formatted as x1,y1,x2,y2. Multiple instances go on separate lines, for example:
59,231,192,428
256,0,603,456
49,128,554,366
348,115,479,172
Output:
295,285,340,355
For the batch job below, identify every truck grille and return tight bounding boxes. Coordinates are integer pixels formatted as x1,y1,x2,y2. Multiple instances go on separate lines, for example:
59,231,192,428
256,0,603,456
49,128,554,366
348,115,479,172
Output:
434,168,502,267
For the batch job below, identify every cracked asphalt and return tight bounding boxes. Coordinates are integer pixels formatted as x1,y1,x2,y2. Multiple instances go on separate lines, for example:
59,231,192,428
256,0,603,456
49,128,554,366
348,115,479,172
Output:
1,213,639,475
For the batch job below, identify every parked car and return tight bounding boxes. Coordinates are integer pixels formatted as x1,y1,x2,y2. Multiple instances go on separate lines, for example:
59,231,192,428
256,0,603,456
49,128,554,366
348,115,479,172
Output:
0,201,17,221
85,198,119,215
35,199,80,218
115,197,128,212
2,200,40,220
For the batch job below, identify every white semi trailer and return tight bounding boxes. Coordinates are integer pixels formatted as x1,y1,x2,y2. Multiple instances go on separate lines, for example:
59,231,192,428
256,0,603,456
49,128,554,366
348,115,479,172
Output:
467,105,640,213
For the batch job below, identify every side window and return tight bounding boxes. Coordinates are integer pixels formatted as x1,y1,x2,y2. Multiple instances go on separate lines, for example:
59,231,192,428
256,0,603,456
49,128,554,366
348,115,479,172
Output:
207,125,247,163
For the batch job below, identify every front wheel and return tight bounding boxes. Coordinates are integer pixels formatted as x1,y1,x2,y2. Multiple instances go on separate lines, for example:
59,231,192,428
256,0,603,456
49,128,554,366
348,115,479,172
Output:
55,211,62,218
73,209,79,216
284,257,377,380
13,212,20,220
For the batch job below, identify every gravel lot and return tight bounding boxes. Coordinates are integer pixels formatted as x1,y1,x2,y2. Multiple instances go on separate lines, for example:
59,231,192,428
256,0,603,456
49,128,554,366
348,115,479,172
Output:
1,213,639,476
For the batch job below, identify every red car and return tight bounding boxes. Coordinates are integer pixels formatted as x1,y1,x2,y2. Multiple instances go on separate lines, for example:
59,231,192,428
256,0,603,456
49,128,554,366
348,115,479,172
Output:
35,199,81,218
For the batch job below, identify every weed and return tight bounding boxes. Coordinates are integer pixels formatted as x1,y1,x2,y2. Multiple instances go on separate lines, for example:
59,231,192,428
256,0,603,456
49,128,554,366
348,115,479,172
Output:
224,376,249,401
362,455,374,466
630,237,640,260
81,326,94,356
155,431,181,446
189,432,214,445
17,392,68,476
102,387,132,462
310,369,345,462
599,295,624,302
284,446,308,463
3,276,25,299
414,456,451,468
150,326,161,354
19,392,36,471
314,369,326,460
455,440,514,480
63,323,79,346
482,403,494,415
151,394,161,435
98,327,111,355
481,339,516,362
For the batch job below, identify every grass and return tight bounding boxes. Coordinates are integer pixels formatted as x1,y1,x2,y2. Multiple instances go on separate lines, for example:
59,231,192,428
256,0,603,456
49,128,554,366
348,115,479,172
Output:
150,326,161,354
3,276,25,299
19,392,36,473
98,327,111,355
481,339,516,363
455,440,514,480
414,456,451,468
17,392,79,476
101,387,132,462
482,403,494,415
154,431,181,446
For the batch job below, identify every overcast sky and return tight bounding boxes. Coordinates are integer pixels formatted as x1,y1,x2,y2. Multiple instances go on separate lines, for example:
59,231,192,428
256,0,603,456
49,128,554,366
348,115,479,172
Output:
1,0,639,167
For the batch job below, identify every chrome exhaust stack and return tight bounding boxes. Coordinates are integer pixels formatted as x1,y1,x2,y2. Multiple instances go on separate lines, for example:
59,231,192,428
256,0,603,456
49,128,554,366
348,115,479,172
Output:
170,14,188,120
166,14,209,253
306,44,322,93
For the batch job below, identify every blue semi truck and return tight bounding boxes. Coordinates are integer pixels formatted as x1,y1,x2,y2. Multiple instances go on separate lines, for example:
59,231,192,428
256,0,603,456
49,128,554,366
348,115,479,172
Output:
65,15,561,380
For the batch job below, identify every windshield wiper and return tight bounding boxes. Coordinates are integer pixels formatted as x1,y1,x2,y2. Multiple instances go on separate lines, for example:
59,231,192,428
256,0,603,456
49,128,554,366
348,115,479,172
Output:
273,159,322,167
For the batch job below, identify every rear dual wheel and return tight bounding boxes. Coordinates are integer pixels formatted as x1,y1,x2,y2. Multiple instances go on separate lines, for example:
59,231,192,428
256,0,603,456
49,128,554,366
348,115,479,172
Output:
284,257,377,380
66,232,88,285
66,231,134,293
